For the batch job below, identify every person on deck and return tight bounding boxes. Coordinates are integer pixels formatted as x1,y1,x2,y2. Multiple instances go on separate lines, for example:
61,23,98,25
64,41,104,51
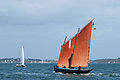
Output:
62,65,66,68
78,66,81,70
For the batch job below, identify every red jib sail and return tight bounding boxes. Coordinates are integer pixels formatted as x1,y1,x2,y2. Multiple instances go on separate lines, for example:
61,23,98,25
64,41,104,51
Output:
57,20,93,68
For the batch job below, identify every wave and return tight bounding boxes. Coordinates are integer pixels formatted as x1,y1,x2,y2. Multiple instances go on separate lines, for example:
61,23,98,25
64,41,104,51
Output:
53,72,120,78
0,72,51,77
92,72,120,78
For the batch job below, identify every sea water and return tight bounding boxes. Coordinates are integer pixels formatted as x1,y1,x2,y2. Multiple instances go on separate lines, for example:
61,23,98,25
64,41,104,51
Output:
0,63,120,80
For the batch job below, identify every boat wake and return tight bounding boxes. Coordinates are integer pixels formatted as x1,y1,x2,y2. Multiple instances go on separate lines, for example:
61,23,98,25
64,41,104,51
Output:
54,72,95,76
91,72,120,78
54,72,120,78
79,73,95,76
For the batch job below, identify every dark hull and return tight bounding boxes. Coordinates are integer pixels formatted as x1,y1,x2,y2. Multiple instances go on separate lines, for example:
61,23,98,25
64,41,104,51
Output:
16,64,26,67
54,66,93,74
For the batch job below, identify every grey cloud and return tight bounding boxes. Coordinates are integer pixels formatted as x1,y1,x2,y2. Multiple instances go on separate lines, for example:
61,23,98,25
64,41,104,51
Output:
0,0,119,25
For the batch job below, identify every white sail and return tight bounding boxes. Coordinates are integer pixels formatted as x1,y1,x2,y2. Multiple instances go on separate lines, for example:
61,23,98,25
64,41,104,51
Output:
42,60,43,63
69,40,71,48
21,46,24,65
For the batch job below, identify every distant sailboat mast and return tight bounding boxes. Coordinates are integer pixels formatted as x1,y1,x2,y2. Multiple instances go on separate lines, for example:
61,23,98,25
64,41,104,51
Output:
16,46,25,67
21,46,25,65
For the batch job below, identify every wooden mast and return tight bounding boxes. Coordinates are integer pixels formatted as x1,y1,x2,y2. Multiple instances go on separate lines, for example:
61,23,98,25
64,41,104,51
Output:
63,36,67,45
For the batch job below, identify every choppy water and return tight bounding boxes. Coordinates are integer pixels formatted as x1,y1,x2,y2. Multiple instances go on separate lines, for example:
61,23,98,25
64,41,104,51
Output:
0,63,120,80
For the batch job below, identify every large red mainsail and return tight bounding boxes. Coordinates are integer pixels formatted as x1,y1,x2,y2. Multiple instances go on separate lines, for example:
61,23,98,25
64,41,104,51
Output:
70,21,93,67
57,20,94,68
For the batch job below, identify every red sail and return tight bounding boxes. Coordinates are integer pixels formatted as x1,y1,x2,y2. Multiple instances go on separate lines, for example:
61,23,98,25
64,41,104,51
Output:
57,37,76,68
70,21,93,67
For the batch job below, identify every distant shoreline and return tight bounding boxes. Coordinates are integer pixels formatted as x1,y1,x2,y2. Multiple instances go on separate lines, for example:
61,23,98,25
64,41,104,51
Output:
0,58,57,63
90,58,120,64
0,58,120,64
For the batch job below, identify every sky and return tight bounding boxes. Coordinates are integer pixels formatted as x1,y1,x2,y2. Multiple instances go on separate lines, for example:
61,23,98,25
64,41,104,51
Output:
0,0,120,60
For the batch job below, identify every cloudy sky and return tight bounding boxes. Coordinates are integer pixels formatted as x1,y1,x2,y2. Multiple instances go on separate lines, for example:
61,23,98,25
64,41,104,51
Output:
0,0,120,60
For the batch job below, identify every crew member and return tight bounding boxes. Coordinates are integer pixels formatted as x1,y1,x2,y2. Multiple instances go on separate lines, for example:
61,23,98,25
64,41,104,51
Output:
78,66,81,70
62,65,66,68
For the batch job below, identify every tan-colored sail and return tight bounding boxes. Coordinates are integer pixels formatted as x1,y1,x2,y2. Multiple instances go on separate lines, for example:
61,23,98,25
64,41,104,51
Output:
70,21,93,67
57,37,76,68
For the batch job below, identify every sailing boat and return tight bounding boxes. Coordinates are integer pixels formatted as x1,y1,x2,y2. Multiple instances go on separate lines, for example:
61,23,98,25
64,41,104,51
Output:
54,19,96,74
16,46,26,67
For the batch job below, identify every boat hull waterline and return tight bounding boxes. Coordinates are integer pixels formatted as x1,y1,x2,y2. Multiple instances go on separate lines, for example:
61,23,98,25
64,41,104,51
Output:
54,66,93,74
16,64,25,67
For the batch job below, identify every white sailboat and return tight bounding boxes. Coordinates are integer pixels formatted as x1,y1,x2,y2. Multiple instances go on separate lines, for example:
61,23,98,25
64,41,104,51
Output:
41,60,44,63
16,46,26,67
